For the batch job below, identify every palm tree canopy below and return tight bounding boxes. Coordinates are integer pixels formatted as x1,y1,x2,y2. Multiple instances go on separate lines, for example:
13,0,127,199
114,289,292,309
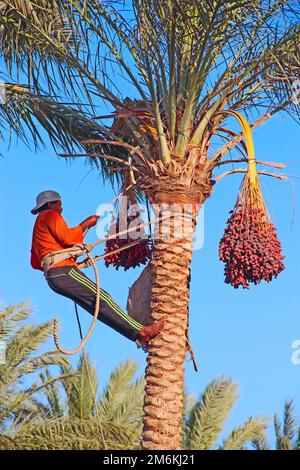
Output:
0,304,146,449
0,302,69,434
1,314,268,451
12,357,146,450
3,304,298,451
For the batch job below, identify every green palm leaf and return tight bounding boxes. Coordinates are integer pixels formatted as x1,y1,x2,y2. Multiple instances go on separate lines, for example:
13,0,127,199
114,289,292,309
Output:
220,416,269,450
0,302,31,338
274,400,298,450
184,377,238,450
0,84,107,150
60,353,98,420
274,412,283,449
283,400,296,446
0,0,298,167
99,360,140,423
0,303,69,432
252,435,271,451
8,418,140,450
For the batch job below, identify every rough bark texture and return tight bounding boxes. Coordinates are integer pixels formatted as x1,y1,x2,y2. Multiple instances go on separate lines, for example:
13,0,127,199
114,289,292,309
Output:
141,206,197,450
137,155,214,449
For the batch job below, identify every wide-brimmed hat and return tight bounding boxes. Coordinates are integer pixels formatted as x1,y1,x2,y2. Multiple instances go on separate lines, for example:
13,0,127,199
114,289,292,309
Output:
31,190,61,214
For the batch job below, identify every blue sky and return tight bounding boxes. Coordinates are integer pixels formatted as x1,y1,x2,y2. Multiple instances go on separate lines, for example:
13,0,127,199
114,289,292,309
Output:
1,107,300,444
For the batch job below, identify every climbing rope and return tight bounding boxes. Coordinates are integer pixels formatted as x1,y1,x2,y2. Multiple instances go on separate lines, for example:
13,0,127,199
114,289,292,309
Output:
51,213,188,355
53,249,100,355
74,302,107,450
50,183,196,357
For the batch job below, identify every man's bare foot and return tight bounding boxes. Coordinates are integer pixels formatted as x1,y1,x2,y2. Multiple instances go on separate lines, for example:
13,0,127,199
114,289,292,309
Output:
136,321,164,347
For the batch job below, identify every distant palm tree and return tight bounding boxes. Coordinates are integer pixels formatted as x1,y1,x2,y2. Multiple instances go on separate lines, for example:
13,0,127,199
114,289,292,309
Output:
0,302,69,447
183,377,268,450
253,399,300,450
6,357,145,450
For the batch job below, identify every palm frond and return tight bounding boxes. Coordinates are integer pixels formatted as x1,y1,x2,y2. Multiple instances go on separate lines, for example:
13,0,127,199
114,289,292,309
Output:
274,412,283,449
295,427,300,450
0,83,152,201
283,399,297,446
8,417,140,450
60,353,98,420
183,388,197,420
0,372,73,430
220,416,269,450
252,435,271,450
0,0,74,75
274,401,299,450
35,369,66,418
1,0,298,166
0,0,118,105
0,83,106,150
108,375,145,429
0,303,70,433
184,376,238,450
0,302,31,339
99,360,140,422
5,322,64,372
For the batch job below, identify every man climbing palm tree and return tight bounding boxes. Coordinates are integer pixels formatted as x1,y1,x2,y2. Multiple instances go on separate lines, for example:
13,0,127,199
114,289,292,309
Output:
30,190,163,349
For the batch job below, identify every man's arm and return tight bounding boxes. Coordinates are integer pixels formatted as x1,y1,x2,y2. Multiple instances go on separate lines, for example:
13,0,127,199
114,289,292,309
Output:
79,215,99,233
46,211,99,247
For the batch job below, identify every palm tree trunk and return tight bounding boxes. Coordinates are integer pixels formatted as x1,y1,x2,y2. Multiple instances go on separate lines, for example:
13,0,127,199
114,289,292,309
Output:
141,202,198,450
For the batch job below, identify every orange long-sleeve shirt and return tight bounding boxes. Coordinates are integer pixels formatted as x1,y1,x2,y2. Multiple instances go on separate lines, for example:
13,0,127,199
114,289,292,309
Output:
31,209,83,271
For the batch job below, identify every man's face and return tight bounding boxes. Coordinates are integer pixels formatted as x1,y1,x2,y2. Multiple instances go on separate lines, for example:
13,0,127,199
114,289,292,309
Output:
49,200,63,213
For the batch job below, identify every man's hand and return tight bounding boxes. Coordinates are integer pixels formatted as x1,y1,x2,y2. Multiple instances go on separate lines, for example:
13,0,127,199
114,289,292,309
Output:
80,215,99,232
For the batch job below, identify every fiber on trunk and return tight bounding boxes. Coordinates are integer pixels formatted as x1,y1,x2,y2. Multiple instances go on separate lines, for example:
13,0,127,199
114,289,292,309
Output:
141,208,197,450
